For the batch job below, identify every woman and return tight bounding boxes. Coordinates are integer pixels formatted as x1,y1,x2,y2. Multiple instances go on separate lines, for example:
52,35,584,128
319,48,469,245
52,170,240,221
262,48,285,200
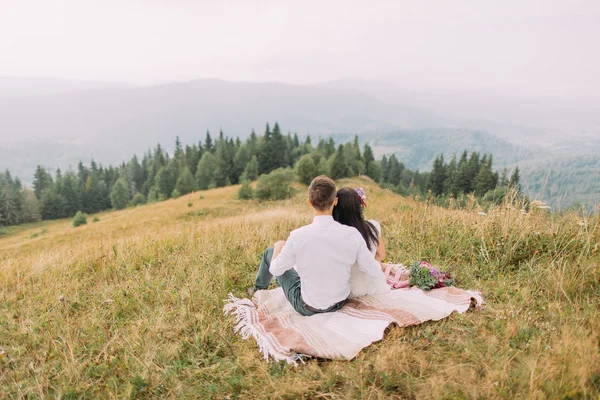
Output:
333,187,390,297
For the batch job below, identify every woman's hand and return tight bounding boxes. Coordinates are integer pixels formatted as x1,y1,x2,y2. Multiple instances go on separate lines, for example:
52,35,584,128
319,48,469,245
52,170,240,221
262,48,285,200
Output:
271,240,286,261
380,262,388,274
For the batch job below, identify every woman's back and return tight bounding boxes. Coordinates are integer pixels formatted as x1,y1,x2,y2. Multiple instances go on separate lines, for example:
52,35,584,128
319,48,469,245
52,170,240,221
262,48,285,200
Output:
348,219,389,297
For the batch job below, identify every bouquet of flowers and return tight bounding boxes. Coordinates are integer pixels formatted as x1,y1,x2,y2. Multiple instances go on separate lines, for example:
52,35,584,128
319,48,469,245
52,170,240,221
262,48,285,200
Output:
408,261,454,290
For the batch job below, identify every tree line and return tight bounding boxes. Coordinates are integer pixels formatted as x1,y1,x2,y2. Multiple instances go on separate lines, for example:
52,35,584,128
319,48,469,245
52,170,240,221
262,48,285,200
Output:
0,122,521,228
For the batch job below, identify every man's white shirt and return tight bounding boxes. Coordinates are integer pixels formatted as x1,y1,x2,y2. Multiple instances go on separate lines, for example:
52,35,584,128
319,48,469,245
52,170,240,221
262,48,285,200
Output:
269,215,385,310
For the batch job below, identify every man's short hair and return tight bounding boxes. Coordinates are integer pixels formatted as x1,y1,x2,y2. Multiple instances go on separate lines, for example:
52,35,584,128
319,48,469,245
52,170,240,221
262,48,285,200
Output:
308,176,337,211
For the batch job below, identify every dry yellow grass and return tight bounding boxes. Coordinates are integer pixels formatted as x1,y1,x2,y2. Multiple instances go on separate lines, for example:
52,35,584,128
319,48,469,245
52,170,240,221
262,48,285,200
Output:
1,179,599,399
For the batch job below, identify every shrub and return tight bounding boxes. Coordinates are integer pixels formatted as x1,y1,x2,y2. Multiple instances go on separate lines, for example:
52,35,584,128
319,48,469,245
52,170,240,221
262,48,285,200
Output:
483,186,510,205
131,193,146,207
92,216,99,223
30,232,39,239
72,211,87,227
171,188,181,199
238,179,254,200
254,168,295,201
147,187,158,203
0,226,6,235
295,154,317,185
110,178,130,210
187,202,193,207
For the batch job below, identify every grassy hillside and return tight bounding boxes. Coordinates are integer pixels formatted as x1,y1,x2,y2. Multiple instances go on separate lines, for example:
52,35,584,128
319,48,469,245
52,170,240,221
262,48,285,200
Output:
1,179,599,398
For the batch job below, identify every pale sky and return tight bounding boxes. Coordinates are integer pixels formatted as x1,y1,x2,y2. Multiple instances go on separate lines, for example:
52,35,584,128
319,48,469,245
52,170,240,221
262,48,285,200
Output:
1,0,599,97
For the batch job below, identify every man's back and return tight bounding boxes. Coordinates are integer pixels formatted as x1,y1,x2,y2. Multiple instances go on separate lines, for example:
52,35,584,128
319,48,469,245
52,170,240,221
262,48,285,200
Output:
270,215,383,310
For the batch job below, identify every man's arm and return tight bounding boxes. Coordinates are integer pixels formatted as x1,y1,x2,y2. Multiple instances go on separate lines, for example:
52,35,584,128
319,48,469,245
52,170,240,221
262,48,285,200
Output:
355,234,386,278
269,237,296,277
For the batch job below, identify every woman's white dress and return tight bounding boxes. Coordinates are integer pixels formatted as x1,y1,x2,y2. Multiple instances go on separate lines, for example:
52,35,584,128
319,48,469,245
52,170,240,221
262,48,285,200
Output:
348,220,391,297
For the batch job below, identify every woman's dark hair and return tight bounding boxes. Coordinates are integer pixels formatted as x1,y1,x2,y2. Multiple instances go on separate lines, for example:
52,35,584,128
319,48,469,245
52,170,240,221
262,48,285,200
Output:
333,187,379,251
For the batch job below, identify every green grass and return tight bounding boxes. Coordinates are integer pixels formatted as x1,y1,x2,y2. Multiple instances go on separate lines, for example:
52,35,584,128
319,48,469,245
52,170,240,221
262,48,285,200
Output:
0,181,598,399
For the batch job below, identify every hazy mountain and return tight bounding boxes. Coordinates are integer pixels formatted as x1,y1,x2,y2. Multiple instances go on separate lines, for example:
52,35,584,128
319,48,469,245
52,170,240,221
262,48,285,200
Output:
320,79,600,149
0,77,132,98
0,79,447,146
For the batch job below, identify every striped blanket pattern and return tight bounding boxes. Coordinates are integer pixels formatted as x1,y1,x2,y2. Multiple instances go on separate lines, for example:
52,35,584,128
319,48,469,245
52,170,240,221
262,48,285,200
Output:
223,286,483,364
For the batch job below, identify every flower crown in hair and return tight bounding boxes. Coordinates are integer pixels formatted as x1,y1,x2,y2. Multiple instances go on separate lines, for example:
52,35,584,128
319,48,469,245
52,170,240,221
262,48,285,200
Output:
355,187,367,208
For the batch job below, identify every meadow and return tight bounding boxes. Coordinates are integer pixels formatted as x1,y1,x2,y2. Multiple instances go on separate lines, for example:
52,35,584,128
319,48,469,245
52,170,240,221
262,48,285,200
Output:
1,179,598,399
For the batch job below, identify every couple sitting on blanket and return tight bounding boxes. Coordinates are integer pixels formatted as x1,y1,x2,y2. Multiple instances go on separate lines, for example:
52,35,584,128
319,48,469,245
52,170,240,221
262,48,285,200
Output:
249,175,392,317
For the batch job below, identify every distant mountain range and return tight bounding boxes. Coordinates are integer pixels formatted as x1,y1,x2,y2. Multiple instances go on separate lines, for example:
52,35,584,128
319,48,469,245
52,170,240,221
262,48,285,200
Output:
0,76,131,98
0,77,598,208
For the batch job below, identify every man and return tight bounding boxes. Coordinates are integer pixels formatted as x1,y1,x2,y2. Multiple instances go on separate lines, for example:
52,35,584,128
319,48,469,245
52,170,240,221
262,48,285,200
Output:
250,175,385,316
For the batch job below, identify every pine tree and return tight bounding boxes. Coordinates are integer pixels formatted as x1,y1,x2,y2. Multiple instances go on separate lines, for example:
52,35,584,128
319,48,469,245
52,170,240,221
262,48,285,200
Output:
77,161,88,189
456,150,470,194
363,143,375,165
500,168,509,187
60,172,81,217
21,189,41,223
271,122,289,170
0,178,18,225
243,156,259,181
204,130,214,154
33,165,53,199
258,123,274,174
352,135,363,162
428,155,447,196
128,155,145,194
474,161,495,197
444,156,458,196
329,145,351,180
110,178,130,210
362,143,380,181
186,144,201,176
510,167,521,192
232,145,250,183
153,144,167,170
155,161,177,199
212,167,230,188
175,166,196,195
466,152,481,192
295,154,317,185
174,136,183,160
195,152,218,190
326,139,336,157
343,142,365,176
381,155,389,182
247,129,258,157
387,155,404,186
316,157,329,176
41,188,68,220
214,133,234,184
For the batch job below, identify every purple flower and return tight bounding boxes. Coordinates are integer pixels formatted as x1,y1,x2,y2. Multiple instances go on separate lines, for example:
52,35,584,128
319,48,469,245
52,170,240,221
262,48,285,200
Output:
355,187,367,207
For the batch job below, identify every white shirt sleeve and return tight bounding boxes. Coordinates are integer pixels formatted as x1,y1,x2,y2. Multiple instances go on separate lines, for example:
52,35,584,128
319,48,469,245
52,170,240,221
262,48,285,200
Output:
269,235,296,277
355,232,384,278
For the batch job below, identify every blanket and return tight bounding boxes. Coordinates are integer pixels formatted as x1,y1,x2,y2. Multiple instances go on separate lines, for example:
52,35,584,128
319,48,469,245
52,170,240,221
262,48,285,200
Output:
223,286,483,364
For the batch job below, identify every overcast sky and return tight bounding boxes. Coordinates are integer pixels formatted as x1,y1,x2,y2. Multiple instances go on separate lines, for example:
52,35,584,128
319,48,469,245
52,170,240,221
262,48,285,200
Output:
1,0,599,97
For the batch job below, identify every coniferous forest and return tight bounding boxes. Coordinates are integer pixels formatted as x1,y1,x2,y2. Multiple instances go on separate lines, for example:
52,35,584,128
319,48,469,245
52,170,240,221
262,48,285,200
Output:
0,122,520,228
